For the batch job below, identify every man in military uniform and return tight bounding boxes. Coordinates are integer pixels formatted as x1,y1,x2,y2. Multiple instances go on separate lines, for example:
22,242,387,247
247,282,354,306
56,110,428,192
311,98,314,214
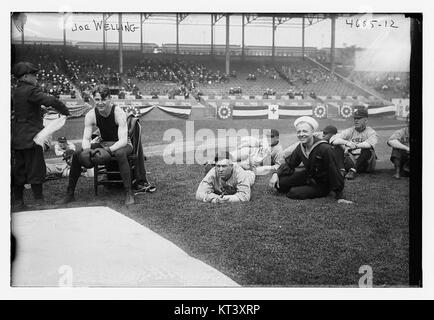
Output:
11,62,70,210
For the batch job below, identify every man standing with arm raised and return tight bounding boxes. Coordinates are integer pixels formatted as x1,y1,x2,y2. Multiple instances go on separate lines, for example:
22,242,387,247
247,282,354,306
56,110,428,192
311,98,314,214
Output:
11,62,71,210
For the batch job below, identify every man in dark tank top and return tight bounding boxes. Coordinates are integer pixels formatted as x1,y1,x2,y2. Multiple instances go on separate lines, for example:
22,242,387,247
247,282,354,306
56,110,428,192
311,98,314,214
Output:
59,85,135,205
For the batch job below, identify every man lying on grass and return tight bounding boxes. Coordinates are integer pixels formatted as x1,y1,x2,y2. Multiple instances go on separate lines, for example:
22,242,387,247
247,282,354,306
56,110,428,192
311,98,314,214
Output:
229,129,284,176
269,116,352,203
196,151,255,203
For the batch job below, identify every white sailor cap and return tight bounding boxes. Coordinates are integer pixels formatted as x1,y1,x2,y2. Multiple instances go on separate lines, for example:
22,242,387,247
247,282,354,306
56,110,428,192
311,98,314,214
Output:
293,116,319,131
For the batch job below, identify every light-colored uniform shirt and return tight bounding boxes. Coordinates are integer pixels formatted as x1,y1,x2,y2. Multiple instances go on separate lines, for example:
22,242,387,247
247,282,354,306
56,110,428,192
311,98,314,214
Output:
196,163,255,203
330,126,378,156
387,127,409,147
232,136,285,175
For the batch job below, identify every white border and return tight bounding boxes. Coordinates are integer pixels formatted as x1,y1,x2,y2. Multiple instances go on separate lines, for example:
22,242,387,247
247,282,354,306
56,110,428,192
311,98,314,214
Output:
2,0,433,300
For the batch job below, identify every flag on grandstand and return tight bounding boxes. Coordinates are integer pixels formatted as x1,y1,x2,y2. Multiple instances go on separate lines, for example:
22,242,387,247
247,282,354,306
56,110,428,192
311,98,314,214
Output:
232,105,268,120
216,104,233,120
268,105,279,120
157,103,192,119
367,102,396,116
278,105,313,118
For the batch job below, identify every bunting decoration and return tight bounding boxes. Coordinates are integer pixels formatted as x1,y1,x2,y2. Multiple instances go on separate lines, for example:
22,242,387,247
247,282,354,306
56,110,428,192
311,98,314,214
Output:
123,105,155,117
217,105,233,120
157,103,192,119
313,105,327,119
232,105,268,120
278,105,313,118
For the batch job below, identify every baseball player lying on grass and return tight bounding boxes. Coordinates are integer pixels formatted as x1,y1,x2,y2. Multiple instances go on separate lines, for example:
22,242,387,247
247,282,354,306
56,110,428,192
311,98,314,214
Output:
269,116,353,204
229,129,285,176
196,152,255,203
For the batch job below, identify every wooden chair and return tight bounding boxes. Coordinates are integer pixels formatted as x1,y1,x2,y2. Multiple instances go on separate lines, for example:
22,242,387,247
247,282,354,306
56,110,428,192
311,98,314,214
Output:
93,115,142,195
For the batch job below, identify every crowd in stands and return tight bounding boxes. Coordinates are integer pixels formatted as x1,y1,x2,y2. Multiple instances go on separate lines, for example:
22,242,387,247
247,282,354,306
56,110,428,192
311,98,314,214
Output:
349,72,409,98
229,87,242,95
62,56,122,100
12,44,76,98
256,65,280,80
125,58,230,97
37,67,75,98
279,62,338,86
287,88,306,99
14,44,402,100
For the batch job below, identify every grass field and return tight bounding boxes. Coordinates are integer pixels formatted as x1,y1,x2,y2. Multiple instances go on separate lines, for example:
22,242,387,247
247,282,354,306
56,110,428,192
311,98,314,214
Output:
18,116,410,287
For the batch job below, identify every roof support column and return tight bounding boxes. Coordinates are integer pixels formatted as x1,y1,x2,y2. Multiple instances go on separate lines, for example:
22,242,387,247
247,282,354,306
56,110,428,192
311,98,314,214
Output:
272,16,275,59
241,13,245,59
330,14,336,74
210,14,214,56
118,13,123,74
225,14,230,75
302,16,305,59
140,13,143,53
176,13,179,55
63,13,67,46
103,13,106,54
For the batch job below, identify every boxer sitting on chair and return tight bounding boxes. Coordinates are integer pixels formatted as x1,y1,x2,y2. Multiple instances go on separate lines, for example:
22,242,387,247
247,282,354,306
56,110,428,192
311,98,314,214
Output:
58,85,135,205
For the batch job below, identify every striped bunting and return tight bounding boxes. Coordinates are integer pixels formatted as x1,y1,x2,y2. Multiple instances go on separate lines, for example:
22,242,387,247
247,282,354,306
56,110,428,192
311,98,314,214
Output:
278,105,313,118
368,104,396,116
157,104,192,119
123,105,155,117
232,105,268,119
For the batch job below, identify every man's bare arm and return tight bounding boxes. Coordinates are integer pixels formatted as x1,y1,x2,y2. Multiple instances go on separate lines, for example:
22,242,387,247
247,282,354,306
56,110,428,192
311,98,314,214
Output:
82,111,95,150
107,107,128,152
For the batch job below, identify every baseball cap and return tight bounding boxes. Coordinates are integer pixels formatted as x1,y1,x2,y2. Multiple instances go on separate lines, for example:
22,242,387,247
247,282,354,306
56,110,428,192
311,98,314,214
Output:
214,150,232,163
12,62,39,78
322,125,338,135
353,107,369,119
270,129,279,138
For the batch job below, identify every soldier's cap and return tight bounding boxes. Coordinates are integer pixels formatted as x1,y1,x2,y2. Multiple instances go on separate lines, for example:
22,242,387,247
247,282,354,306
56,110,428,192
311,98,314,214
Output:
353,106,369,119
12,62,39,78
57,136,67,143
322,125,338,135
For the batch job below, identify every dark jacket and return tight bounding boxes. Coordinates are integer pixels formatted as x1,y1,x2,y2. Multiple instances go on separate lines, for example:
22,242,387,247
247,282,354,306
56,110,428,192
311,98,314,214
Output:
277,137,344,194
127,115,148,184
12,80,70,150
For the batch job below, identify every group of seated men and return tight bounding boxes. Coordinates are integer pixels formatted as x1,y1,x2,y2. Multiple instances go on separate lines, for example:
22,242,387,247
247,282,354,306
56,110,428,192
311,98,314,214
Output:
196,108,410,203
36,82,408,207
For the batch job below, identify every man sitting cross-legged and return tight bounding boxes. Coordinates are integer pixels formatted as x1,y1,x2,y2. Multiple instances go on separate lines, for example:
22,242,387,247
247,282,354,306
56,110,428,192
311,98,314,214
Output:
196,151,255,203
269,116,346,200
329,107,378,180
387,115,410,179
58,85,135,205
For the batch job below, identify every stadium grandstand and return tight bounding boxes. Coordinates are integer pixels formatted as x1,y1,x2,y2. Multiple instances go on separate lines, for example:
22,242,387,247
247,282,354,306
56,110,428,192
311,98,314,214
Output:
11,12,410,118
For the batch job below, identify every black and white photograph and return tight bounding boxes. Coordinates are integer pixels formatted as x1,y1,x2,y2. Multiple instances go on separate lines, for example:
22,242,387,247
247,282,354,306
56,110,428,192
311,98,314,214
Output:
3,0,430,301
